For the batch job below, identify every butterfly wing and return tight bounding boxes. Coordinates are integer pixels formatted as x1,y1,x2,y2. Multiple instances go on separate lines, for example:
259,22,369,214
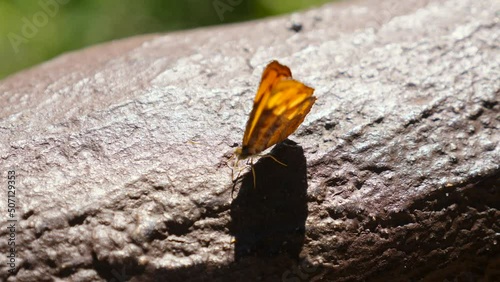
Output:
261,80,316,149
252,60,292,104
243,61,292,145
244,79,315,154
240,61,316,157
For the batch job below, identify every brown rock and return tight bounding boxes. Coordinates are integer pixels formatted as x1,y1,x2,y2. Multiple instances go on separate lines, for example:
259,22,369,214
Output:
0,0,498,281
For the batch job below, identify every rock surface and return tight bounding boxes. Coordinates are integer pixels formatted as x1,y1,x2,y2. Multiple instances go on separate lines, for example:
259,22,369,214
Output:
0,0,499,281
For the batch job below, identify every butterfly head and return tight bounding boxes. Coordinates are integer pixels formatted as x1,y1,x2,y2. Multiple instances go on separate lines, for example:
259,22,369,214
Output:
234,146,253,160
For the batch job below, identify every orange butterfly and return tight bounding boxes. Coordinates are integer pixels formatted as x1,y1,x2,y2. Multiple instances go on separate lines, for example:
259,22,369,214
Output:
232,60,316,184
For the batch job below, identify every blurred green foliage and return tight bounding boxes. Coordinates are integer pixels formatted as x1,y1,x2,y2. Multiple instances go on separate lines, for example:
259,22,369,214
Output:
0,0,333,80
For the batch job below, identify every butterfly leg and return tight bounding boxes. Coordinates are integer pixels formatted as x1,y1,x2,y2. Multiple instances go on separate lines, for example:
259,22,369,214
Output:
228,154,236,181
230,157,262,196
258,154,288,167
231,159,252,198
250,158,257,188
232,161,249,182
231,180,238,199
231,157,242,198
231,170,240,198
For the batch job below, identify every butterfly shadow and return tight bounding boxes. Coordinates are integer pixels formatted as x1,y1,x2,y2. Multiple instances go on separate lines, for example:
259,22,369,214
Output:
229,139,309,261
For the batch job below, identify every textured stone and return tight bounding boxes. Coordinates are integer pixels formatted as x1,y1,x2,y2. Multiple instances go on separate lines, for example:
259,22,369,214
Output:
0,0,498,281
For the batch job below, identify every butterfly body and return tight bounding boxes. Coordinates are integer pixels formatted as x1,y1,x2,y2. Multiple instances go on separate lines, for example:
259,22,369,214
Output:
235,60,316,160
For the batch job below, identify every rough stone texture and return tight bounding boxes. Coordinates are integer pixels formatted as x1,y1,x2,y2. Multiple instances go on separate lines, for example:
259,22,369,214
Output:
0,0,499,281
